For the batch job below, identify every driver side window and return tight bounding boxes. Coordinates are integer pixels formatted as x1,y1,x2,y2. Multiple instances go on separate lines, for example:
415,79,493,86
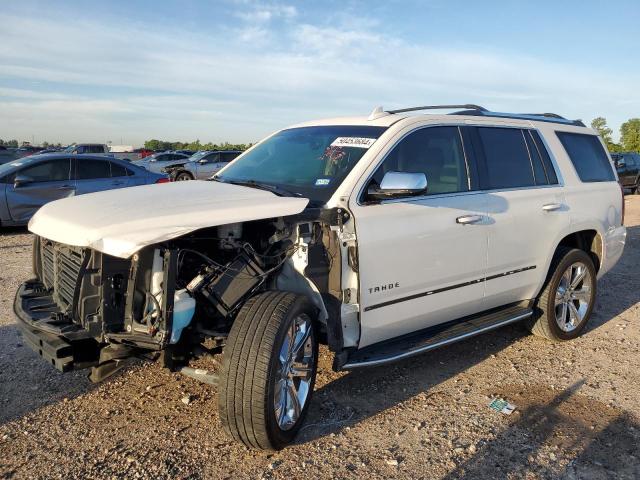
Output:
370,126,469,195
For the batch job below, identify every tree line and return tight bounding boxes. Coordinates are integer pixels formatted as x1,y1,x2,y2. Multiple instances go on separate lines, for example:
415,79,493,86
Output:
143,139,252,151
591,117,640,153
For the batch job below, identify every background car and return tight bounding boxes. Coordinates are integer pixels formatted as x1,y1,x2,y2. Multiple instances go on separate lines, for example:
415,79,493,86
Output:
612,152,640,193
62,143,111,155
0,145,16,164
170,150,242,180
0,154,169,226
131,152,190,173
14,146,44,158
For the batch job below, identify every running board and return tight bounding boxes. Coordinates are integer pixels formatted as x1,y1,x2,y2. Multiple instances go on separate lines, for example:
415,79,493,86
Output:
342,305,532,369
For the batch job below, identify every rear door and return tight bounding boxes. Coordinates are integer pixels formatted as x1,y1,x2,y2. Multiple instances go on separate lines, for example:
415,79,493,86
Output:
351,125,489,348
6,158,75,223
109,160,136,187
471,126,570,309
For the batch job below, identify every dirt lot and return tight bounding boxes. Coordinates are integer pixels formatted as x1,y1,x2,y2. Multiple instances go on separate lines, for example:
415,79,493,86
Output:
1,199,639,480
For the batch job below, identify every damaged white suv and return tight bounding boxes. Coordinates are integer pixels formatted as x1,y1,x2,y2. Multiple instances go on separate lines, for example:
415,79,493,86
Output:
15,104,626,450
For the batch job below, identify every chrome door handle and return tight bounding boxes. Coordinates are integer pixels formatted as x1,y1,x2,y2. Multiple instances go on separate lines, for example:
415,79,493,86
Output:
57,185,74,190
542,203,562,212
456,214,483,225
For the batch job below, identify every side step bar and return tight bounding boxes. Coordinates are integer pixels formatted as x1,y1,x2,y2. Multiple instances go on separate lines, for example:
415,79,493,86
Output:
342,305,532,369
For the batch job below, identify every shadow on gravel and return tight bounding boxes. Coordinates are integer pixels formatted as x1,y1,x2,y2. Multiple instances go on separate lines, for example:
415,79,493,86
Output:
439,380,640,479
0,323,96,426
0,226,29,235
298,324,529,444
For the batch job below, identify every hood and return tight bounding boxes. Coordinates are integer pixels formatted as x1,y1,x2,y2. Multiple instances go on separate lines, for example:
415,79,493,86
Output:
29,180,309,258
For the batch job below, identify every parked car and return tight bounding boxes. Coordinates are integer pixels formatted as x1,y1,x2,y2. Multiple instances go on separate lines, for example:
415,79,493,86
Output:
0,145,15,164
133,148,154,159
168,150,242,181
14,146,44,158
63,143,112,155
612,152,640,193
175,149,195,156
14,105,625,451
0,154,168,226
131,152,190,173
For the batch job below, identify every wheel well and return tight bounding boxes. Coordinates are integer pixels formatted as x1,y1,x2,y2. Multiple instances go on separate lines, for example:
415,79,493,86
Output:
556,230,602,272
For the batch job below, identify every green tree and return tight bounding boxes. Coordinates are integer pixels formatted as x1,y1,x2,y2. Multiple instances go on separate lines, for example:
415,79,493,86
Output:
621,118,640,152
591,117,622,152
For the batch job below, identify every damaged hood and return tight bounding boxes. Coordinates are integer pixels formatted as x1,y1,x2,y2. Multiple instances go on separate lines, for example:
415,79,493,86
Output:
29,180,309,258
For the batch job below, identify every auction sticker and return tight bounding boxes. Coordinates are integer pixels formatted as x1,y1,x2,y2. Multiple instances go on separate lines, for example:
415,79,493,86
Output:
330,137,376,149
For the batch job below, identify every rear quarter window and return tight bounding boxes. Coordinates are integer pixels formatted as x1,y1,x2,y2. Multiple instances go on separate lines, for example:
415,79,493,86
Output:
556,132,615,182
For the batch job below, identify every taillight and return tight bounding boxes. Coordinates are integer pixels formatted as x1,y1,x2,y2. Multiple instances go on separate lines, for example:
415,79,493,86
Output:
155,177,171,184
620,183,625,225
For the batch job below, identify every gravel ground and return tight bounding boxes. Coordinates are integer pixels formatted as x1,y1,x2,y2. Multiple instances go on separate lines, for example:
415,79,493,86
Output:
1,198,640,479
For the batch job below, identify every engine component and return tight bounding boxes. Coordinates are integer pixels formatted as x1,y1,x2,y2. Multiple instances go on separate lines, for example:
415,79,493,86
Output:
170,289,196,343
187,251,264,316
217,223,243,250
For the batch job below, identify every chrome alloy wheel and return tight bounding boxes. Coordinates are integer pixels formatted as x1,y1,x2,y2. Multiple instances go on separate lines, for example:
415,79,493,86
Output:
274,313,315,431
555,261,593,332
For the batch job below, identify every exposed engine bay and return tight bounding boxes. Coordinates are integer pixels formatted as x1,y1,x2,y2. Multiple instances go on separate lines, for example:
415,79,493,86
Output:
25,210,352,381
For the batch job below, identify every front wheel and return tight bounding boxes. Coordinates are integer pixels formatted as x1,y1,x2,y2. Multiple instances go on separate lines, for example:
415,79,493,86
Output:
528,247,597,341
218,291,318,450
174,171,194,181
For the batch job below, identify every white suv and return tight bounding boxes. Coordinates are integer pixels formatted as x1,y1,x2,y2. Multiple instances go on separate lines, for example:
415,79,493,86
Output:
14,105,626,450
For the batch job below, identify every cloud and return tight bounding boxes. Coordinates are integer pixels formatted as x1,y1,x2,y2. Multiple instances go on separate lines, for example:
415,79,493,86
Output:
0,5,638,144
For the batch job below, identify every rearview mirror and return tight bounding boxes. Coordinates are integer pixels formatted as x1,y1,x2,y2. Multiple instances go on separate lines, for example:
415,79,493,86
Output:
367,171,427,200
14,174,34,188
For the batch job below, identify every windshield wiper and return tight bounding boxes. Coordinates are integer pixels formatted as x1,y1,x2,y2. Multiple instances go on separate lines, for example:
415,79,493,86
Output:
212,177,302,197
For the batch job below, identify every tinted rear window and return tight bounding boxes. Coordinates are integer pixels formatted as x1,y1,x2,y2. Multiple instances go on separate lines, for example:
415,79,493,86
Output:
556,132,615,182
77,159,111,179
478,127,535,189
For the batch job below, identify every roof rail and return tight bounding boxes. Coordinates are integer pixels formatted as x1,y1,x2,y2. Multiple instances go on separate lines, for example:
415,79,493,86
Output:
386,104,488,114
384,104,585,127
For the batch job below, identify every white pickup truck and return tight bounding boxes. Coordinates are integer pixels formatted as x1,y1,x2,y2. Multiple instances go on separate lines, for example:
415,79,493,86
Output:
14,105,625,450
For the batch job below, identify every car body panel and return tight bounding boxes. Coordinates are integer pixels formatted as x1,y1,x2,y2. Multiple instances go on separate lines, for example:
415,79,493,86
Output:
132,153,190,173
28,180,309,258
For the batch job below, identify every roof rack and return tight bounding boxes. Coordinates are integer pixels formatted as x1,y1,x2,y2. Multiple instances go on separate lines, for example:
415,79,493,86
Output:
382,104,585,127
386,104,488,114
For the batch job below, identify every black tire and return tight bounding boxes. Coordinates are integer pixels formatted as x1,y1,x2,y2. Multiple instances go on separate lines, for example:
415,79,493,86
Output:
218,291,318,450
174,171,193,181
635,182,640,195
527,247,597,341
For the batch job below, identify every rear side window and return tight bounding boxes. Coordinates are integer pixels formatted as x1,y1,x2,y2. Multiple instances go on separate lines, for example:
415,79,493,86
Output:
556,132,615,182
221,152,240,162
478,127,534,189
77,159,111,179
110,162,130,177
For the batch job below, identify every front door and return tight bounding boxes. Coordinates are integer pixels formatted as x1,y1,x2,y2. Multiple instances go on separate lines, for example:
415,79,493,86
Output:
6,157,75,223
195,152,221,179
351,125,489,348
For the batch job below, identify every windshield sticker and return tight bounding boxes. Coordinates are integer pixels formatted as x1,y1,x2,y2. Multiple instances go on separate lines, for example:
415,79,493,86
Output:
315,178,331,186
330,137,377,149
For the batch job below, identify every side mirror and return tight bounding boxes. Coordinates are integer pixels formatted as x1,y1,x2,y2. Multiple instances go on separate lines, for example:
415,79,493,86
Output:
367,171,428,200
14,174,33,188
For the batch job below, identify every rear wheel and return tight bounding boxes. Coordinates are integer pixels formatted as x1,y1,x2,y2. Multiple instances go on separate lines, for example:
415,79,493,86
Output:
175,171,193,181
218,291,318,450
528,248,597,341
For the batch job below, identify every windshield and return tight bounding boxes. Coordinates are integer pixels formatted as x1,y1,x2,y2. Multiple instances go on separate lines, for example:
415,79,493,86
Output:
216,125,387,203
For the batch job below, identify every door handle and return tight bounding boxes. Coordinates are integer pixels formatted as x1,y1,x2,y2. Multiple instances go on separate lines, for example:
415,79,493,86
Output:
542,203,562,212
57,185,74,190
111,181,125,186
456,214,483,225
